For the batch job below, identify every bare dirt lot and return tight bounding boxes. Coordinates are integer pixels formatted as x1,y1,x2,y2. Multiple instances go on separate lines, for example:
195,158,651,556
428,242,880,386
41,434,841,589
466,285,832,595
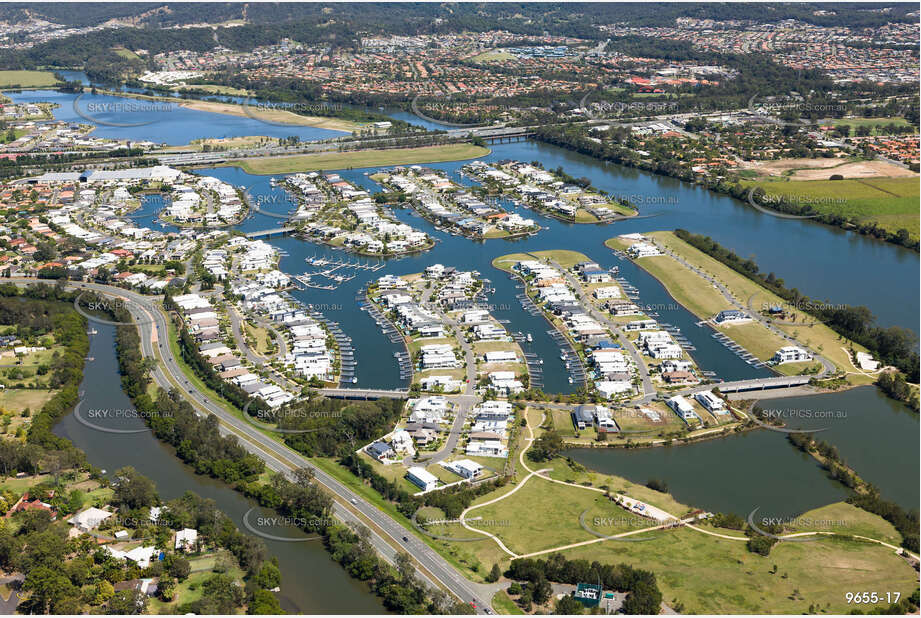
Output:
742,158,917,180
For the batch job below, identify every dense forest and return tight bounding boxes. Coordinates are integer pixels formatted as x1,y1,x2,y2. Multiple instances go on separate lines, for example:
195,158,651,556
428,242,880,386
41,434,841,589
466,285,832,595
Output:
3,3,915,32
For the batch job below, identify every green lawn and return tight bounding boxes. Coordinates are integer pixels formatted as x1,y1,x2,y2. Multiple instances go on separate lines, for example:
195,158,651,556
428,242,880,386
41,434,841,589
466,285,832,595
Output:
791,502,902,545
743,177,919,241
645,231,874,381
472,50,516,62
492,589,525,614
828,116,914,134
0,388,55,414
231,144,491,174
435,423,917,615
563,527,916,614
0,70,61,88
470,477,651,556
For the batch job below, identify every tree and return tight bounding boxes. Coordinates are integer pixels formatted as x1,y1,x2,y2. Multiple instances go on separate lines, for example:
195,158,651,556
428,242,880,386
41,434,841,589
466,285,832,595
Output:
168,555,191,581
253,561,281,590
248,588,283,614
530,575,552,605
21,565,74,614
528,431,563,462
112,467,157,510
486,562,502,583
621,579,663,615
107,589,146,615
555,595,585,614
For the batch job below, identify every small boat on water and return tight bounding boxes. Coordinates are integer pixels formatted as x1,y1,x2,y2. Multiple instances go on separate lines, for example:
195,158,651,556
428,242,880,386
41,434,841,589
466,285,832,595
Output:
351,376,358,384
526,333,533,343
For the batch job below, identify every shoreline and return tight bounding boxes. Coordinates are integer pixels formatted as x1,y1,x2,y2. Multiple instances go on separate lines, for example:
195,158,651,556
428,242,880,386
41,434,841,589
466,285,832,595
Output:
222,143,491,175
531,132,920,252
90,88,361,132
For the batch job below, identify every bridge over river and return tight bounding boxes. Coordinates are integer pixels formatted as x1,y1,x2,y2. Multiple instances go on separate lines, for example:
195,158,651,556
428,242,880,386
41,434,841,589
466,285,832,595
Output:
679,375,813,396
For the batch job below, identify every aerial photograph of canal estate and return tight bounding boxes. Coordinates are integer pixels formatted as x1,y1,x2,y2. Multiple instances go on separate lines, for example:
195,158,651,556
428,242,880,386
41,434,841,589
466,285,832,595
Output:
0,1,917,616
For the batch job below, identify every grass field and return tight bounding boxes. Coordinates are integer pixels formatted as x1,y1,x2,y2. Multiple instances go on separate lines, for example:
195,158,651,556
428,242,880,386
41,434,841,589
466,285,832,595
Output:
641,232,875,382
0,70,61,88
491,589,525,614
175,84,252,97
231,144,491,175
792,502,902,545
0,388,55,415
563,526,916,614
112,47,141,61
829,116,914,133
470,477,651,555
245,323,273,356
743,176,919,241
431,408,918,614
472,50,516,62
607,239,797,363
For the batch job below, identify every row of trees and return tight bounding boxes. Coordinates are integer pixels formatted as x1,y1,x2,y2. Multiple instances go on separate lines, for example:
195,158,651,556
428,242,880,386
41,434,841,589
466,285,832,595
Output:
673,229,919,380
786,433,919,553
531,124,919,250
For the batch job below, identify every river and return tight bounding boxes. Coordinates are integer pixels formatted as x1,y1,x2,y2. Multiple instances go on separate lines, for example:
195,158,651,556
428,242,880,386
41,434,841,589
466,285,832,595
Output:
54,324,385,614
20,85,915,582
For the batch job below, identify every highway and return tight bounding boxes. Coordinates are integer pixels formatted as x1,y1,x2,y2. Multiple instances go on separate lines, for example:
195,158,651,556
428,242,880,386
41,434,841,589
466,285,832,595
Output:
16,279,497,613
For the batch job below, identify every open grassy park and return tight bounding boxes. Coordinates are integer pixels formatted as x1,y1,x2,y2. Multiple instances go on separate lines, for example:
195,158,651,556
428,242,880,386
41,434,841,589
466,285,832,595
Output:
230,144,491,175
0,70,61,88
492,249,590,273
743,176,919,242
432,408,919,614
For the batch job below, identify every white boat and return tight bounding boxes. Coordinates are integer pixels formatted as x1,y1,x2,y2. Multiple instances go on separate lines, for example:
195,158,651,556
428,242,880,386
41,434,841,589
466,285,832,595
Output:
560,353,567,361
568,377,574,384
526,333,533,342
351,376,358,384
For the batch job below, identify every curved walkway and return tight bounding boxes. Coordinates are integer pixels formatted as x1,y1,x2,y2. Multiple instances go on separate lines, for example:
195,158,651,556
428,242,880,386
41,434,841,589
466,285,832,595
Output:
455,407,919,562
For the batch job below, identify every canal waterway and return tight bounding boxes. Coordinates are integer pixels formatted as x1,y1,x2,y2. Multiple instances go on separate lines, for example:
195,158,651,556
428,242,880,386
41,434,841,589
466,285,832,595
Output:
17,84,915,556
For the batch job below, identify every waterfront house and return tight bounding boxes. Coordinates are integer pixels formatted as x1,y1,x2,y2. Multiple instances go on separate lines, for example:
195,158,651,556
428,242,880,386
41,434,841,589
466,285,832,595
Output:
714,310,751,325
771,346,813,364
406,466,438,492
695,390,727,414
